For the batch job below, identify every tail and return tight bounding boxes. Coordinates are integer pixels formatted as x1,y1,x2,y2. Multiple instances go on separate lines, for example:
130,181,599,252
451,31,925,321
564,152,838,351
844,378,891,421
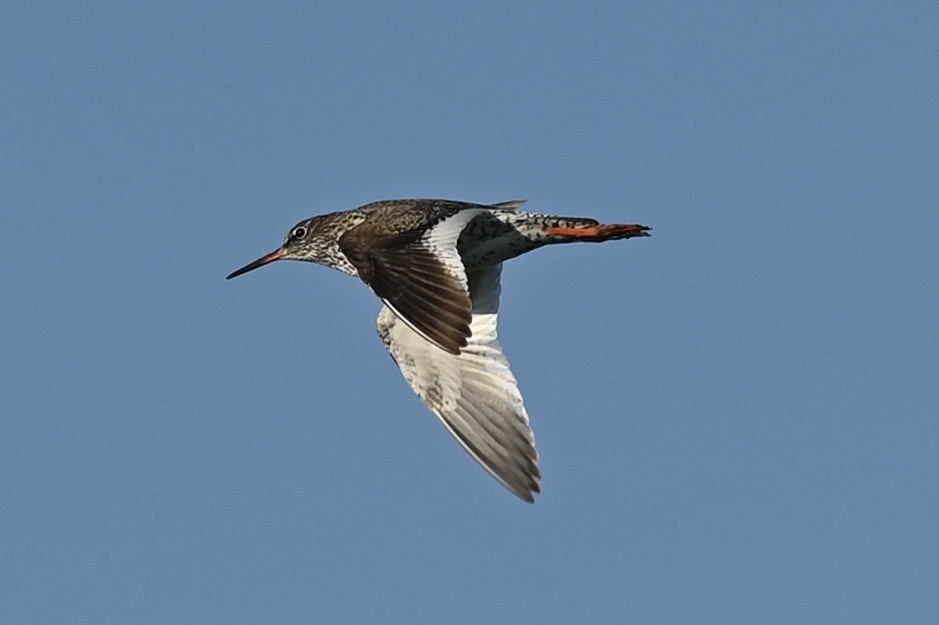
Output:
543,218,651,242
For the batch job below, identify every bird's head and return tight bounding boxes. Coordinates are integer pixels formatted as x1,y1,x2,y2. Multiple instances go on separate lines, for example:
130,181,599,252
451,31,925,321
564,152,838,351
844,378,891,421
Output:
226,216,333,280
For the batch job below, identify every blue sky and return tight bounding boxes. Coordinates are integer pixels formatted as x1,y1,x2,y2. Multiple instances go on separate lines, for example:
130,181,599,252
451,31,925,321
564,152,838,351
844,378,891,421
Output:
2,2,937,623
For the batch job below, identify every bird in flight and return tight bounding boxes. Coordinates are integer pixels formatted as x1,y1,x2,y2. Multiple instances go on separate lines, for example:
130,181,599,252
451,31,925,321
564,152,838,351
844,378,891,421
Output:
227,199,650,502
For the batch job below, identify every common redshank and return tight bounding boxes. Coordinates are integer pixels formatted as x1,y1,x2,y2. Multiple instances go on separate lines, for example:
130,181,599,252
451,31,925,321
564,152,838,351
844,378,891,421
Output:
227,199,650,502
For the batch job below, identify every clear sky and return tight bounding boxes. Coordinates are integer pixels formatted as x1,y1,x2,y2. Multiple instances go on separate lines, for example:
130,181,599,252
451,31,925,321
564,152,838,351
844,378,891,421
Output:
2,2,937,623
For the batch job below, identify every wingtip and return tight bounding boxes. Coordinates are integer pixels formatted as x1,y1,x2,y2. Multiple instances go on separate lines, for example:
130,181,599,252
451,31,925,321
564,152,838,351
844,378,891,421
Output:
490,199,528,211
509,476,541,504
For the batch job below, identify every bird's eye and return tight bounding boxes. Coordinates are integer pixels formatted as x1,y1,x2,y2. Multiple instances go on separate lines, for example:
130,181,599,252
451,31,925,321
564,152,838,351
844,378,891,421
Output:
291,226,307,240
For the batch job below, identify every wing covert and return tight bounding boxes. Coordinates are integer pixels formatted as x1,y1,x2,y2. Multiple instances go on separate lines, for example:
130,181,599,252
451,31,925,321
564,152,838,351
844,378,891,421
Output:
342,208,486,354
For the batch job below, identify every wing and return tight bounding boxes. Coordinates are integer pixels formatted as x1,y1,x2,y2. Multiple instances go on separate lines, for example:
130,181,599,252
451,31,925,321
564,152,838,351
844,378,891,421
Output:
376,264,541,502
489,199,527,211
341,208,486,355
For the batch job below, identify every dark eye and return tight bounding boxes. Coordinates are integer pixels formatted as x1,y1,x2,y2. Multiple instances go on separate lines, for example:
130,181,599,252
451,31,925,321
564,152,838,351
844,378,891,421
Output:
291,226,307,240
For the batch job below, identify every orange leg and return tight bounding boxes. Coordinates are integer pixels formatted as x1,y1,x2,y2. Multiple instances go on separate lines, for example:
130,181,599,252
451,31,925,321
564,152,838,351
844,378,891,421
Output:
545,224,651,239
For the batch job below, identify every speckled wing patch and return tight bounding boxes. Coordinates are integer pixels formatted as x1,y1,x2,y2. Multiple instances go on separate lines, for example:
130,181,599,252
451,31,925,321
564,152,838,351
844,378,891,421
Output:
340,208,486,355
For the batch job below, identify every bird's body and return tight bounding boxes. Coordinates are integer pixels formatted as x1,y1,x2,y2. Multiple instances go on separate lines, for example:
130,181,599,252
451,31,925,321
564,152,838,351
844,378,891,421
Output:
227,199,650,502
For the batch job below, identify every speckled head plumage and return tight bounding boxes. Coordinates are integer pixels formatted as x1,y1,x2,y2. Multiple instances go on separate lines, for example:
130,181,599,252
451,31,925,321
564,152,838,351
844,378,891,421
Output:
226,211,362,279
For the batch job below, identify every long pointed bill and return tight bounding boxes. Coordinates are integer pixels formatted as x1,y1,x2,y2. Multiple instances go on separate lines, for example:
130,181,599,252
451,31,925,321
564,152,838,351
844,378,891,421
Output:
226,248,287,280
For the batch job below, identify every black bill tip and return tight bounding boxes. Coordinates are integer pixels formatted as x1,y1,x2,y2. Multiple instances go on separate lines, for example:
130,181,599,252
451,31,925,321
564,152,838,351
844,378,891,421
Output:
226,248,287,280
